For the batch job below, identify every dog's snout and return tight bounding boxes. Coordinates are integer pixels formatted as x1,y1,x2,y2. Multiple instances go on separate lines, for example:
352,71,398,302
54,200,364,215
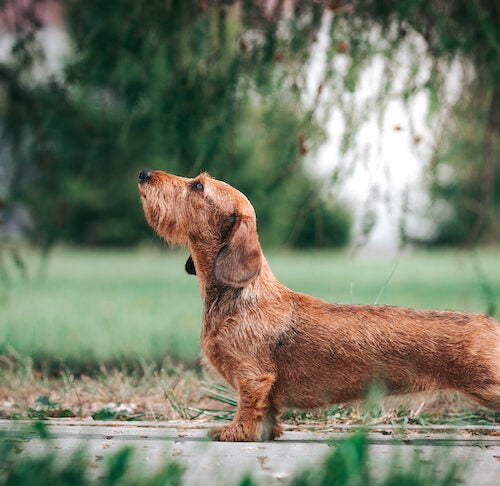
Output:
138,169,152,182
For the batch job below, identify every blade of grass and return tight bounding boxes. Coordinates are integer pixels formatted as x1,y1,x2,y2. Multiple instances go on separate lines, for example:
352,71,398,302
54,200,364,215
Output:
374,256,400,305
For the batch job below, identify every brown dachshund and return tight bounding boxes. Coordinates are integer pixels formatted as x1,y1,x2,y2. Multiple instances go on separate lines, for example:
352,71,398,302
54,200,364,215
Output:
138,169,500,441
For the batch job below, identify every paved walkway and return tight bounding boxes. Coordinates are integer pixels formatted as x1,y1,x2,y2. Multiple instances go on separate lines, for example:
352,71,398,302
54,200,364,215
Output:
1,420,500,484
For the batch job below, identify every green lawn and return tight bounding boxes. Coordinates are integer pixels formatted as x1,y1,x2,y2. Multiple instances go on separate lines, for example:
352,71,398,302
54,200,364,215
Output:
1,247,499,366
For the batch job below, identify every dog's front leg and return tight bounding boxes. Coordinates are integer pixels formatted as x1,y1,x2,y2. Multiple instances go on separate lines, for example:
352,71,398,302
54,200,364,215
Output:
208,373,280,442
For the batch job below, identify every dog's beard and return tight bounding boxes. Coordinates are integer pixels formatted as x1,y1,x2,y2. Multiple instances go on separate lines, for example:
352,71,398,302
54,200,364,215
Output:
140,189,189,247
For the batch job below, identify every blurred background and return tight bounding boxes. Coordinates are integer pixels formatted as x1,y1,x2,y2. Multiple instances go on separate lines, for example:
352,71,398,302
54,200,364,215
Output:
0,0,498,368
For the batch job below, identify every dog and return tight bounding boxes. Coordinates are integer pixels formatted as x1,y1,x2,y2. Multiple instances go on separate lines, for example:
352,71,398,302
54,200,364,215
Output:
138,169,500,441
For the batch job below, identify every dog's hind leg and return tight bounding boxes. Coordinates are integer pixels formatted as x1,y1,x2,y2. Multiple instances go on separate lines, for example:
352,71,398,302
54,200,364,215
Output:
208,373,276,442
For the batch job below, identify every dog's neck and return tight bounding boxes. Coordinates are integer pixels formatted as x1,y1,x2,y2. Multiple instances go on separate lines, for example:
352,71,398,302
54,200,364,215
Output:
189,246,284,318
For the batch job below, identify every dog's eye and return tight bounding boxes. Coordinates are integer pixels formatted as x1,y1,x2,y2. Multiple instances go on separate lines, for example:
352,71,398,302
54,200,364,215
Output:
191,181,204,192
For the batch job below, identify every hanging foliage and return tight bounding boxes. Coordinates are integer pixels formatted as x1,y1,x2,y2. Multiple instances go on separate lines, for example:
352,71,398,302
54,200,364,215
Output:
0,0,351,249
0,0,498,252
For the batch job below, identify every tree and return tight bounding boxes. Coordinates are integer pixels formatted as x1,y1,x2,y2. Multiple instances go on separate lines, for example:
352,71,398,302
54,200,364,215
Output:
338,0,500,245
1,0,499,254
0,0,351,251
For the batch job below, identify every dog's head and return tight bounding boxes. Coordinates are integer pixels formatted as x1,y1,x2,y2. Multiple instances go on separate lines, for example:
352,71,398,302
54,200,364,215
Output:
138,170,262,288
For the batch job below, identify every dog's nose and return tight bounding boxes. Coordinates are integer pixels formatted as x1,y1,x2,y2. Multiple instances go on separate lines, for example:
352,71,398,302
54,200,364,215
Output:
138,169,151,182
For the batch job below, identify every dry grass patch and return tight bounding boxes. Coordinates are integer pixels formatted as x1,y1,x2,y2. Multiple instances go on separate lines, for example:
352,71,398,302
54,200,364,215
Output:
0,356,205,421
1,356,497,425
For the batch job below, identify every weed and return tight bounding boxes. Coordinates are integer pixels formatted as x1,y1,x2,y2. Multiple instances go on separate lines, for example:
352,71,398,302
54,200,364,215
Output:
291,432,465,486
90,407,145,422
27,395,75,420
282,410,312,421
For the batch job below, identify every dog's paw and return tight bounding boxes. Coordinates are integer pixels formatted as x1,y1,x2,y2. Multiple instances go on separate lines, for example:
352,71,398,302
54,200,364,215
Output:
207,423,256,442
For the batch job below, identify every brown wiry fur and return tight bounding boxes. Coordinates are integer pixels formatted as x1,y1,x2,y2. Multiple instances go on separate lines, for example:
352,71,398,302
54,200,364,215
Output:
139,170,500,441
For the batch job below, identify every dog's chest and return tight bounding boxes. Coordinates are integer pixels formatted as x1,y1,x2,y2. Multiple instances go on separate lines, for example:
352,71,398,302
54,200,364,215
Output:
200,325,238,389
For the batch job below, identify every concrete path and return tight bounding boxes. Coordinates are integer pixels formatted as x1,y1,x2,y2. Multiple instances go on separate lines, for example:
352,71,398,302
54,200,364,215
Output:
1,420,500,484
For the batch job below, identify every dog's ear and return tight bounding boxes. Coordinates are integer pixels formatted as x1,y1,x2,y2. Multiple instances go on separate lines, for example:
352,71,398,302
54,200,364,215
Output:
213,216,262,288
185,255,196,275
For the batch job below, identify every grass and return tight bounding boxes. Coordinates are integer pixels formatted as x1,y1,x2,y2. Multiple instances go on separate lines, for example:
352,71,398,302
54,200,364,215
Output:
0,354,205,421
0,422,185,486
1,246,498,367
288,431,464,486
1,246,496,482
0,245,498,424
1,248,203,365
0,348,497,424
